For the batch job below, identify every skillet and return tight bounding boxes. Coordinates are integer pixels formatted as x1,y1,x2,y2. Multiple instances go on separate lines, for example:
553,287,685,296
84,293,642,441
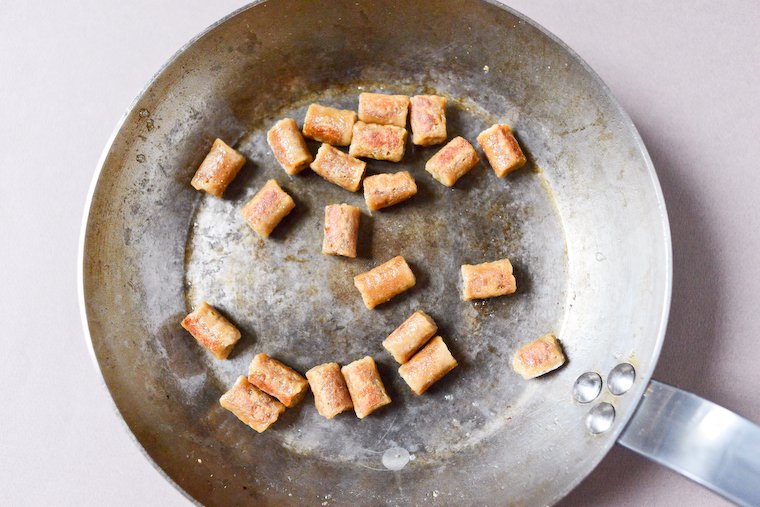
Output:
79,1,760,504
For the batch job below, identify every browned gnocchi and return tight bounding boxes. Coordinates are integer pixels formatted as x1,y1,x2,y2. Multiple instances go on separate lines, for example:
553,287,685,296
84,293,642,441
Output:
322,204,361,258
398,336,458,395
512,334,566,379
181,301,241,360
363,171,417,211
303,104,356,146
190,138,246,197
354,255,416,309
349,121,408,162
248,353,309,408
306,362,354,419
382,310,438,364
189,87,554,432
267,118,313,175
240,179,295,238
358,92,410,127
461,258,517,300
425,136,479,187
410,95,447,146
341,356,392,418
477,124,527,177
219,376,285,433
310,144,366,192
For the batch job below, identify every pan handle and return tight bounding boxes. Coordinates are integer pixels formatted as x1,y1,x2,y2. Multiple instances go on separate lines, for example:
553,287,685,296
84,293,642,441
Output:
617,380,760,507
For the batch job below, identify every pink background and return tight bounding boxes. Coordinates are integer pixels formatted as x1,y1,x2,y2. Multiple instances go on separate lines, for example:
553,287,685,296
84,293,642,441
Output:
2,1,757,505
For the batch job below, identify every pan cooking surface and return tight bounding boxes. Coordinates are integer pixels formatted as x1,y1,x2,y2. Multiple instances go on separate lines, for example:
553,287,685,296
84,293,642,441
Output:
183,86,568,464
81,1,671,505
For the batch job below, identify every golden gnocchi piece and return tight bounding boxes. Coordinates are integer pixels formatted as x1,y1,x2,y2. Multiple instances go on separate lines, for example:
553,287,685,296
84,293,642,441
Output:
303,104,356,146
425,136,479,187
341,356,392,419
349,121,408,162
267,118,313,175
358,93,410,127
310,144,366,192
322,204,361,258
477,124,527,177
248,353,309,408
190,138,246,197
240,179,295,238
181,301,241,360
398,336,458,395
353,255,416,309
219,376,285,433
306,362,354,419
512,334,566,379
382,310,438,364
461,258,517,300
363,171,418,211
410,95,447,146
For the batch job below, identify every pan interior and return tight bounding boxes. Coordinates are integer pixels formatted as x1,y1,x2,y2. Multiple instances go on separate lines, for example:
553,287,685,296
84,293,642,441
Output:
81,1,670,505
184,87,568,463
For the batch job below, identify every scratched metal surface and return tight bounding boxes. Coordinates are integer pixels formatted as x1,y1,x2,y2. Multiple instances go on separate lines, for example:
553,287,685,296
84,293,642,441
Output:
80,0,671,505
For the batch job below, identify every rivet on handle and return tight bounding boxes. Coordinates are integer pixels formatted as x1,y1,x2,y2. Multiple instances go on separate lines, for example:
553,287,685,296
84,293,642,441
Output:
607,363,636,396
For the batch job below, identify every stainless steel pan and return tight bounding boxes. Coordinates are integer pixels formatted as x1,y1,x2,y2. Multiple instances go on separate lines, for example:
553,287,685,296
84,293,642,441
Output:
78,1,760,505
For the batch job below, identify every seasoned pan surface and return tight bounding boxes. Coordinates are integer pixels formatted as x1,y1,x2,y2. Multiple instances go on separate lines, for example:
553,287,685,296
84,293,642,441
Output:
80,1,671,505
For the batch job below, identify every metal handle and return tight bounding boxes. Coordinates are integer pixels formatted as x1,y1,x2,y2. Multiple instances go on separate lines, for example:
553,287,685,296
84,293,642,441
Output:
618,380,760,506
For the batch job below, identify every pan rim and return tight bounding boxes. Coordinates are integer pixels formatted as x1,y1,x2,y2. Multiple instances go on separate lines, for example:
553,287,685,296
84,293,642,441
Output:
77,1,673,504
